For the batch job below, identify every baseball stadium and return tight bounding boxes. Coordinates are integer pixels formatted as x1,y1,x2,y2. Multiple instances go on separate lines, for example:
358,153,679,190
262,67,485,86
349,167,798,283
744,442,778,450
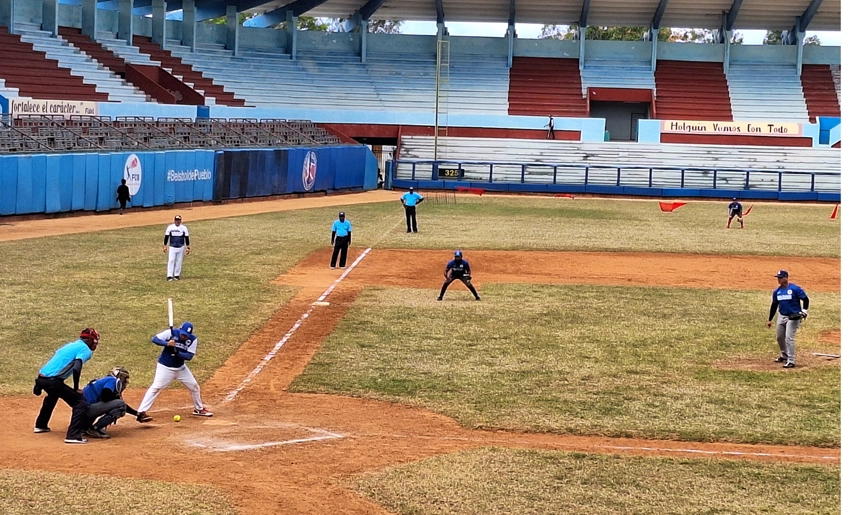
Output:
0,0,842,512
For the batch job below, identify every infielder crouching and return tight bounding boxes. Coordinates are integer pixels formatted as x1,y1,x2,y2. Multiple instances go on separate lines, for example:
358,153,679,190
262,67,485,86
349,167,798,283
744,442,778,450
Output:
137,321,213,419
438,250,481,301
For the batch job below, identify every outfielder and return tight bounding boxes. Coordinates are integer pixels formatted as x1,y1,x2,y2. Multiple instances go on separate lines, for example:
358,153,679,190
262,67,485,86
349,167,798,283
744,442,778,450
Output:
438,250,481,301
767,270,809,368
163,215,190,281
82,366,151,439
136,321,213,419
33,328,99,444
726,198,744,229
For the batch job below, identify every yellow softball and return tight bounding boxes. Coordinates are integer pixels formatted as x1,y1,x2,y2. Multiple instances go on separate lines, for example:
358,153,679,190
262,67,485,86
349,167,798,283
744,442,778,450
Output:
173,415,181,422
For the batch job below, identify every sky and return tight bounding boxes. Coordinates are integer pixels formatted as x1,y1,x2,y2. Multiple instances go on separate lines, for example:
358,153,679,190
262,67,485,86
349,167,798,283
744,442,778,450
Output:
398,21,842,46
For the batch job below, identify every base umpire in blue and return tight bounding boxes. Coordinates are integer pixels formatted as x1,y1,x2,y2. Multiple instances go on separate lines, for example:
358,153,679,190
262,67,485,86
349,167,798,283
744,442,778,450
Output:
400,187,424,233
438,250,480,301
33,328,100,443
330,211,352,269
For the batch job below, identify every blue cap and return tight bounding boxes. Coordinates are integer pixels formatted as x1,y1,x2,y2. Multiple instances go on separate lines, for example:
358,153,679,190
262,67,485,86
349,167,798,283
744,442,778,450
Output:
179,321,194,338
774,270,789,278
732,197,737,201
454,250,462,258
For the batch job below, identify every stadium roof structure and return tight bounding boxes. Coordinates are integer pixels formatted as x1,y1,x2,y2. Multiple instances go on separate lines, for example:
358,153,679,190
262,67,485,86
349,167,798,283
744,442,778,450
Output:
183,0,841,31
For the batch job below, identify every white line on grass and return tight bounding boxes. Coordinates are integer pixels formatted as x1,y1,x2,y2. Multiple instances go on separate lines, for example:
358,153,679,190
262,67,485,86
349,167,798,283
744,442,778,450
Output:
223,247,372,403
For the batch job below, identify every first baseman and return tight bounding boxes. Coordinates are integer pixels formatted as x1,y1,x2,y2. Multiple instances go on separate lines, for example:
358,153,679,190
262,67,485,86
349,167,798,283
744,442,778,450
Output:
163,215,190,281
33,328,100,444
727,198,744,229
137,321,213,419
767,270,809,368
438,250,480,301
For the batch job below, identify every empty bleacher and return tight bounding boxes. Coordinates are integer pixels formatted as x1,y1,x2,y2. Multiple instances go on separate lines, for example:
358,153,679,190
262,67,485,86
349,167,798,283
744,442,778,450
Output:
0,26,108,102
508,57,586,117
15,23,146,103
800,64,841,122
727,64,809,122
132,36,245,106
654,60,733,121
580,59,656,96
0,115,342,154
397,135,840,192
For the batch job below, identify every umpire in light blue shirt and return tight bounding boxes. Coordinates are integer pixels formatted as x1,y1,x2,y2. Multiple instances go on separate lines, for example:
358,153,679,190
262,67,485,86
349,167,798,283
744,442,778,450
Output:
330,211,352,269
400,187,425,233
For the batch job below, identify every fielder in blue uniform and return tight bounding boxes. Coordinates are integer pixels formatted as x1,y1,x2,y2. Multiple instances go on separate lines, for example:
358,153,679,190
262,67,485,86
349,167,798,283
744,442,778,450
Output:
33,328,99,443
330,211,352,269
727,198,744,229
400,187,425,233
767,270,809,368
82,366,150,439
438,250,480,301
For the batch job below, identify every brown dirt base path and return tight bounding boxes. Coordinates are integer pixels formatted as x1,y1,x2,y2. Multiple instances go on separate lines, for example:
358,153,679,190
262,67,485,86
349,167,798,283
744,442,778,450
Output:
0,198,841,515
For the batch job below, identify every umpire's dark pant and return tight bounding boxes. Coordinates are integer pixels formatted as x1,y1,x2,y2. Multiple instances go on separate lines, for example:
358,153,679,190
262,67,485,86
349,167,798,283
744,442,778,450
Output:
331,235,351,268
34,376,89,440
404,205,418,232
439,275,479,299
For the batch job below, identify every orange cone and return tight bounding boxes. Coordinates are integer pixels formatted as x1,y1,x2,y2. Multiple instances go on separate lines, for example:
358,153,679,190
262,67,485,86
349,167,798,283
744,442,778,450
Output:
659,201,687,213
830,204,839,219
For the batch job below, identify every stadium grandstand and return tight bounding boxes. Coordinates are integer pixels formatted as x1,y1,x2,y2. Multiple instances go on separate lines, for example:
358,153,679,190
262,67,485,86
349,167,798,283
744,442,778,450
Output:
0,0,841,216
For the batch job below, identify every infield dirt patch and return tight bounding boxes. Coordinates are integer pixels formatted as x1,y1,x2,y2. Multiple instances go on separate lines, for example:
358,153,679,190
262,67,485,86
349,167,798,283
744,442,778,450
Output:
0,200,839,515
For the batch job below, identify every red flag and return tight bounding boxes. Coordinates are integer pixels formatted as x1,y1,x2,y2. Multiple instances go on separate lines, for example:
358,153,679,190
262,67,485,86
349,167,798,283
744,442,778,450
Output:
555,194,574,199
743,205,753,216
659,201,687,213
457,187,485,196
830,204,839,219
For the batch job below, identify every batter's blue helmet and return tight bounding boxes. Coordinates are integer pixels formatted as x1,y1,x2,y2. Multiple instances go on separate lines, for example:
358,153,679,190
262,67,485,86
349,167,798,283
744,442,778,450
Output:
454,250,463,258
179,321,194,338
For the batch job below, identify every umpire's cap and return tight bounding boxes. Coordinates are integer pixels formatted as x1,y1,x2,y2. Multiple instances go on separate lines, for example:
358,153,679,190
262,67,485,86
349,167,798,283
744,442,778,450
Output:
454,250,463,258
339,211,345,217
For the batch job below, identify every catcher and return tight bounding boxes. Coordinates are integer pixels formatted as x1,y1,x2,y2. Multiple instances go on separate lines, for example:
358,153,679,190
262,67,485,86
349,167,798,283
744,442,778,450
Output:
82,366,151,439
438,250,481,301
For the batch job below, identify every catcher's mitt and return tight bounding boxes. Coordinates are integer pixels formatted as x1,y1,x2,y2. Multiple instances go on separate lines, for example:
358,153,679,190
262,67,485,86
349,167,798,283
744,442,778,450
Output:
136,412,153,423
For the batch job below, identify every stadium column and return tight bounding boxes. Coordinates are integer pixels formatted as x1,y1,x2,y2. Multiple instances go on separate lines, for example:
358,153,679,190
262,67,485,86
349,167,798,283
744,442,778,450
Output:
285,10,296,60
182,0,197,51
360,18,367,63
794,17,804,76
721,12,731,74
151,0,166,45
226,4,239,56
506,24,515,68
42,0,58,37
578,26,587,70
118,0,133,44
650,27,658,72
81,0,97,38
0,0,14,34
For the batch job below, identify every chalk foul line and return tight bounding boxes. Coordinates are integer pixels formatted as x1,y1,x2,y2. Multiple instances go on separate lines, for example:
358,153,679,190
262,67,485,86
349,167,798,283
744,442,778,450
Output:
223,247,373,403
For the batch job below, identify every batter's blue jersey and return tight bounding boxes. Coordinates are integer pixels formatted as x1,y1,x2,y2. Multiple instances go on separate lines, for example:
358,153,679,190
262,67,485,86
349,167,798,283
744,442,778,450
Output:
401,192,423,206
332,219,352,237
39,340,93,379
152,328,198,368
772,283,808,316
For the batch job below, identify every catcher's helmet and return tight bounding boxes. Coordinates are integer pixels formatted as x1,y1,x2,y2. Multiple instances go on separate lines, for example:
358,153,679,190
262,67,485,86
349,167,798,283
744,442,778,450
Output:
80,328,100,344
111,366,130,384
454,250,463,258
179,321,194,338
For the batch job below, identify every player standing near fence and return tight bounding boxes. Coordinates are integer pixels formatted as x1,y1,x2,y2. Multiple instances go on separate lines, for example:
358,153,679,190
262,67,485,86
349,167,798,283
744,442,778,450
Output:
163,215,190,281
400,187,425,233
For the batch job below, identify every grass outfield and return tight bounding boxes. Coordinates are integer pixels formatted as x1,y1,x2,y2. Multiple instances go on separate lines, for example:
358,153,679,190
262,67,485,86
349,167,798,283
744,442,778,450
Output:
0,197,838,395
0,469,235,515
354,448,840,515
291,285,840,447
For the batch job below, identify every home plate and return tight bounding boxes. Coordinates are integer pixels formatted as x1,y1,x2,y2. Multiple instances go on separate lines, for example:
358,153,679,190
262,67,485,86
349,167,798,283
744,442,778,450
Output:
312,301,330,306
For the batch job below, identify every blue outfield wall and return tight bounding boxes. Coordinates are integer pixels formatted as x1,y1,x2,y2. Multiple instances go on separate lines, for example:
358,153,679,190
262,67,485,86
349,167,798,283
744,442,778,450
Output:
0,150,216,216
213,146,377,201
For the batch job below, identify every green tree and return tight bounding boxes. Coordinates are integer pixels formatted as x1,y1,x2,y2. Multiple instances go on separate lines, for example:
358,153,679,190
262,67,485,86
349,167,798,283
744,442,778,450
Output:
539,25,673,41
368,19,403,34
763,29,783,44
804,35,821,46
204,12,256,25
539,24,577,40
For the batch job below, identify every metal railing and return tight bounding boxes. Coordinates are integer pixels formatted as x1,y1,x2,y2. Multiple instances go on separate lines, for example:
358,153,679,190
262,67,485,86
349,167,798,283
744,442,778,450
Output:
393,159,841,193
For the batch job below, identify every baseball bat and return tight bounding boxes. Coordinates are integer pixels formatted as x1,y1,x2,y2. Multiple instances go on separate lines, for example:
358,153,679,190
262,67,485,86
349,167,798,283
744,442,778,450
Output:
167,298,174,329
812,353,840,359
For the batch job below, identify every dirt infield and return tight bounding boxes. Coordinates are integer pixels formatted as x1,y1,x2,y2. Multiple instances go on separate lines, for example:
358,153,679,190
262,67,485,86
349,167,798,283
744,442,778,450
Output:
0,197,840,515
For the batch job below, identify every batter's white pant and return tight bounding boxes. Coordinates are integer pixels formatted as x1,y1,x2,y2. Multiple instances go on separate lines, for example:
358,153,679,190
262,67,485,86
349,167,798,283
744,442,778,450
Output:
167,246,186,278
138,363,205,412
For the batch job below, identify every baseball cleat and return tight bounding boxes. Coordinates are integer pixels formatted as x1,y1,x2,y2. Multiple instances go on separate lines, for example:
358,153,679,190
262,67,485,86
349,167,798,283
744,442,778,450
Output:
136,412,153,423
64,438,88,444
475,296,481,301
193,408,214,417
783,362,796,368
330,266,335,270
167,277,174,281
84,428,110,439
174,276,180,280
436,297,443,301
33,427,51,433
774,355,788,363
